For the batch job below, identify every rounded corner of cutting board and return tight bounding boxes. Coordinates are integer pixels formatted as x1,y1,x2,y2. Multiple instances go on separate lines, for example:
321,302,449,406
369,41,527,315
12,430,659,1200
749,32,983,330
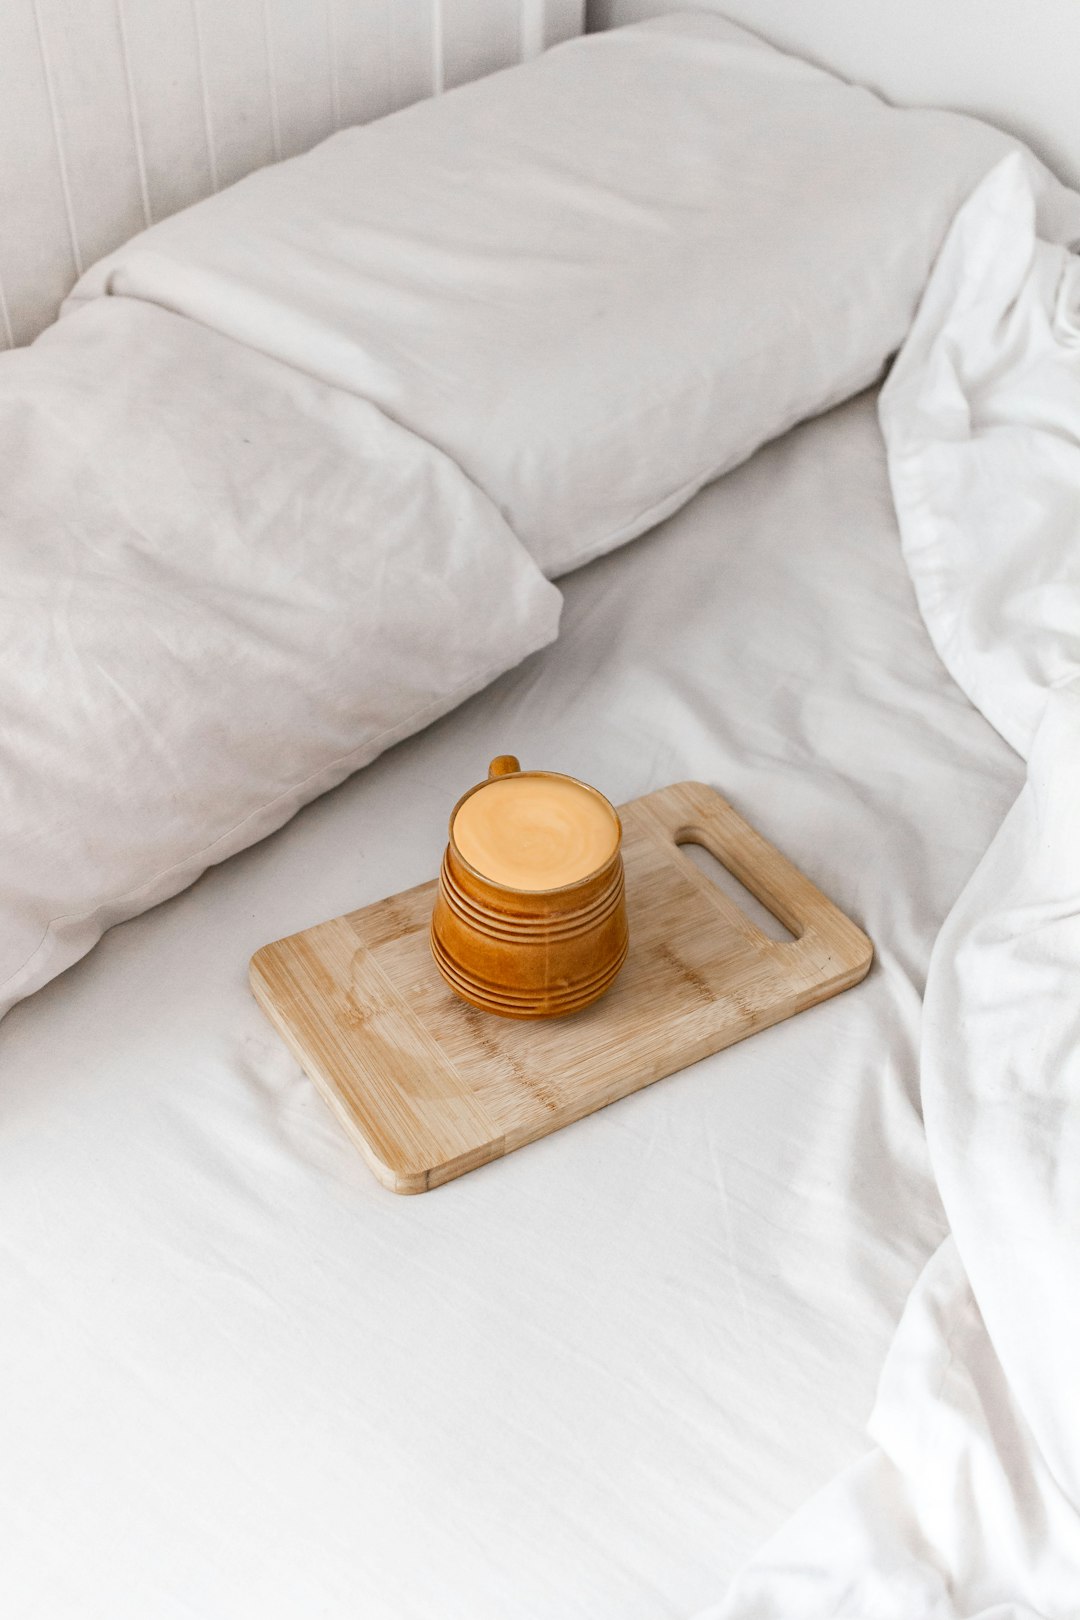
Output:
368,1138,509,1196
368,1155,431,1197
834,910,874,985
248,940,279,992
855,928,874,977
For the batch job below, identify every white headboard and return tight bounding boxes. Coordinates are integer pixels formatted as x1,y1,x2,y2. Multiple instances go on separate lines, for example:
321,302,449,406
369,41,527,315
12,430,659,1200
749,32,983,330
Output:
591,1,1080,195
0,0,583,348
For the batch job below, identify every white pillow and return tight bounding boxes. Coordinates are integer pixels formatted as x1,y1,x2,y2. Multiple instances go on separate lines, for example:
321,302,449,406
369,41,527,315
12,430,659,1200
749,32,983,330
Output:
0,299,561,1020
67,14,1075,578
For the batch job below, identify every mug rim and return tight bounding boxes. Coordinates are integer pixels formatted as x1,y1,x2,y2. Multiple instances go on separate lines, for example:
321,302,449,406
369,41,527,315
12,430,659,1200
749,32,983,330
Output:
447,768,623,897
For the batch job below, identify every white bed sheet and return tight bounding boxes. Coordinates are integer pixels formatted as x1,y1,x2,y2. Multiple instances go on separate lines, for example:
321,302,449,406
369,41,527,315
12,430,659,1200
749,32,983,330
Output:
0,390,1021,1619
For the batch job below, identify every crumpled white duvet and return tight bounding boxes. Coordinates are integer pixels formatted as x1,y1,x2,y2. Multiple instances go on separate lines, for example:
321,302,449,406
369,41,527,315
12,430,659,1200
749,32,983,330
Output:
707,154,1080,1618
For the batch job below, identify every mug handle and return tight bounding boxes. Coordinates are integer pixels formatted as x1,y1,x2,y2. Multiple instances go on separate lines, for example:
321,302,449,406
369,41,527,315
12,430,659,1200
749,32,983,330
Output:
488,755,521,779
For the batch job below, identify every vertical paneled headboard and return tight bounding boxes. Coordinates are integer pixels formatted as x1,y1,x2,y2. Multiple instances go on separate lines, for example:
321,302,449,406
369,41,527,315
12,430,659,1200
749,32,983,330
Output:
0,0,584,348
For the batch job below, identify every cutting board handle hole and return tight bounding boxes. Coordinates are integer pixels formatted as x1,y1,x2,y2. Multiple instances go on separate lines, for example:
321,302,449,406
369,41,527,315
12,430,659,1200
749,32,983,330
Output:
676,838,797,943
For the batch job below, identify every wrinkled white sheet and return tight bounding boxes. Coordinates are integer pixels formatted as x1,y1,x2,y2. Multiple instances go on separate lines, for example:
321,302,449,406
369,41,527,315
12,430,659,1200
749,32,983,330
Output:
0,390,1021,1618
709,156,1080,1618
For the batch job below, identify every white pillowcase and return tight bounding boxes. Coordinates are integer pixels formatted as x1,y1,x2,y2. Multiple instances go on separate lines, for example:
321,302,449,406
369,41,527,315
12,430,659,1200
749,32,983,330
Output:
68,13,1075,578
0,299,560,1020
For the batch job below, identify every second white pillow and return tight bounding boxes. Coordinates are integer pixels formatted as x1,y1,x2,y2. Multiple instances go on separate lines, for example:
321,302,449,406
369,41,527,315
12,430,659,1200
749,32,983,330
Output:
67,16,1078,577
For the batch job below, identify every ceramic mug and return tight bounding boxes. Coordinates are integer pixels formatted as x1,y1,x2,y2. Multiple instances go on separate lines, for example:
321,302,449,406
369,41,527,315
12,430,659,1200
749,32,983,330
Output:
430,756,629,1019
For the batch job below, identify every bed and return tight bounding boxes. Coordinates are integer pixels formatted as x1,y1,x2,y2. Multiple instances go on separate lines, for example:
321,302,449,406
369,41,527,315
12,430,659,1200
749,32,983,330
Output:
1,7,1078,1618
0,385,1017,1617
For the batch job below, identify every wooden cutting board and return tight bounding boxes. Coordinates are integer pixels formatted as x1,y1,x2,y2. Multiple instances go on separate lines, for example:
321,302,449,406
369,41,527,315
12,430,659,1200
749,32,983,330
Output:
250,782,872,1193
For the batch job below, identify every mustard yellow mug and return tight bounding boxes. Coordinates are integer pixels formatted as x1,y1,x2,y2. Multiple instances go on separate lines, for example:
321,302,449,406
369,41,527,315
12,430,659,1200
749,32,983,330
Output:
430,756,629,1019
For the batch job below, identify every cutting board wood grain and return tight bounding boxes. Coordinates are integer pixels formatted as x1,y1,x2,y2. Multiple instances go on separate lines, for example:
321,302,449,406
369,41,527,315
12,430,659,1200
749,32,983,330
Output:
250,782,873,1193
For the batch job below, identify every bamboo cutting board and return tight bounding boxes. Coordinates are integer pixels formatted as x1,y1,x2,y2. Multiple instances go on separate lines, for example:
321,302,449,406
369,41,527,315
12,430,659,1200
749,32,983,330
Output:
250,782,872,1193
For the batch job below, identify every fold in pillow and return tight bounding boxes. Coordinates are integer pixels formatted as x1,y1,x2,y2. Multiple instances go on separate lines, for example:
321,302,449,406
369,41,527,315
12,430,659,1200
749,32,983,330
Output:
0,299,560,1020
68,13,1079,578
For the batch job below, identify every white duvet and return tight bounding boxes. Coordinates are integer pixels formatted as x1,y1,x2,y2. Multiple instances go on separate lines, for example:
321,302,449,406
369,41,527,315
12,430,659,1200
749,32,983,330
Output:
709,155,1080,1618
